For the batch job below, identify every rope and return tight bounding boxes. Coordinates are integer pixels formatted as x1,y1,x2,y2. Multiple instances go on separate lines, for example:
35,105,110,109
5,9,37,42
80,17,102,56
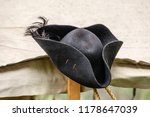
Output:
105,86,117,100
93,88,100,100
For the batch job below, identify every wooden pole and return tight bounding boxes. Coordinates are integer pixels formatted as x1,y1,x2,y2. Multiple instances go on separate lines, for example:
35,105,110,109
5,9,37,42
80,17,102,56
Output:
67,79,80,100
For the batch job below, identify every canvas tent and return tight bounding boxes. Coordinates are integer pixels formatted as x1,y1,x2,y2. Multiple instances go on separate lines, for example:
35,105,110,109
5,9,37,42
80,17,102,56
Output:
0,0,150,99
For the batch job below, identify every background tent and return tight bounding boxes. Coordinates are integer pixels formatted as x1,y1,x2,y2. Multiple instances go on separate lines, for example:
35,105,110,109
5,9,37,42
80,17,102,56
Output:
0,0,150,99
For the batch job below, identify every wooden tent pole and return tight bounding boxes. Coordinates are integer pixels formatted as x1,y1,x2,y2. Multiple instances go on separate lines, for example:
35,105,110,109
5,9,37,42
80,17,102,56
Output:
67,78,80,100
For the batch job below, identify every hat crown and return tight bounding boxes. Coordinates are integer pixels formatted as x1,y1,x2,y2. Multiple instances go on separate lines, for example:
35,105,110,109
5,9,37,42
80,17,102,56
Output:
61,28,103,60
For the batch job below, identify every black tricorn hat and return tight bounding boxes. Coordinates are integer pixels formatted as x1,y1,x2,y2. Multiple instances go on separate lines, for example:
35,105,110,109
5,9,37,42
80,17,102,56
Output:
25,17,123,88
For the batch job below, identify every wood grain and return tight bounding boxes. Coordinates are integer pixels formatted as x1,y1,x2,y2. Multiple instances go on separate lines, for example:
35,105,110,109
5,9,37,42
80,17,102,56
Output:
67,78,80,100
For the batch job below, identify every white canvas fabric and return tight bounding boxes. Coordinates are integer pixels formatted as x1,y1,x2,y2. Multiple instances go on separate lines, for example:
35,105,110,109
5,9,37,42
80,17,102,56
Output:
111,61,150,88
0,0,150,66
0,0,150,97
0,57,67,97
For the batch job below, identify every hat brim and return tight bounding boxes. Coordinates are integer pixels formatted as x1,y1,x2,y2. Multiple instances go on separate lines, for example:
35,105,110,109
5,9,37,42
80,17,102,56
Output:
102,40,123,87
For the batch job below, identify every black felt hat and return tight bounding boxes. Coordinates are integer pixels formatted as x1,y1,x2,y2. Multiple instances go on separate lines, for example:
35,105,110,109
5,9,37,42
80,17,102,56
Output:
25,17,123,88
